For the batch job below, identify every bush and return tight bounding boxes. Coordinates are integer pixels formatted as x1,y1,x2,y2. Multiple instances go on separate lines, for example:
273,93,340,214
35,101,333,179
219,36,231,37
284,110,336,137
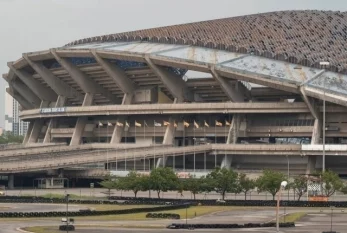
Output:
146,213,180,219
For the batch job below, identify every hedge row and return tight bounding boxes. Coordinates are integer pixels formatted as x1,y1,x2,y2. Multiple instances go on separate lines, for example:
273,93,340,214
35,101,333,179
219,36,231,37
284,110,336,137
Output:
146,213,180,219
0,204,188,218
110,196,347,208
167,222,295,229
1,195,347,208
59,225,75,231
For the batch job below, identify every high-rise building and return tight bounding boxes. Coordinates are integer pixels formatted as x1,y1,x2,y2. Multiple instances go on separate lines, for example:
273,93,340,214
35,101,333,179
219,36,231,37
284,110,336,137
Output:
4,90,29,136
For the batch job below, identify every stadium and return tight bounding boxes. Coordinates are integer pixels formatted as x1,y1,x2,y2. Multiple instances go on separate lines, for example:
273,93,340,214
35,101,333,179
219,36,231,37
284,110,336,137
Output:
2,10,347,188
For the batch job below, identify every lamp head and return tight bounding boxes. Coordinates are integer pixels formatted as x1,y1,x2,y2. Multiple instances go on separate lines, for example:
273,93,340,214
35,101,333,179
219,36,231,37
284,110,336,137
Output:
281,181,288,188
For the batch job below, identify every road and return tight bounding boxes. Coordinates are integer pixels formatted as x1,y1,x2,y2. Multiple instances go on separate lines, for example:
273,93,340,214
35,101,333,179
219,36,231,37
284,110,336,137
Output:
0,205,346,233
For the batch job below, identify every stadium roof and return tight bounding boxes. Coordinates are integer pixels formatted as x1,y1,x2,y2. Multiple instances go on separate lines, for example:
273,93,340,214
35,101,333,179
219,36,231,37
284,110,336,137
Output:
67,10,347,74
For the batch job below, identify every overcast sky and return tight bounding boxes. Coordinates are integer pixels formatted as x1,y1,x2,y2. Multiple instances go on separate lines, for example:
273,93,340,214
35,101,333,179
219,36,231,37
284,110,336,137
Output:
0,0,346,128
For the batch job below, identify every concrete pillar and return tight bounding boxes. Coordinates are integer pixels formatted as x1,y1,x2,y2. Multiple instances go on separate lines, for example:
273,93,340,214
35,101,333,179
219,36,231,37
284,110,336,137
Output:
70,93,94,146
221,155,233,169
27,119,44,143
306,118,321,174
110,94,133,144
43,96,66,143
8,174,14,189
23,121,34,144
311,118,321,145
226,114,241,144
156,117,176,168
306,156,317,175
223,114,242,169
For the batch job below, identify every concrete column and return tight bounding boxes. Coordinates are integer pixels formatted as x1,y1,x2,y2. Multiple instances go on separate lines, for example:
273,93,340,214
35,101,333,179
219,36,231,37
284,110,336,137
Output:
8,174,14,189
223,114,242,169
27,119,44,143
110,94,133,144
43,96,66,143
156,117,176,168
227,114,241,144
306,118,321,174
311,118,321,145
221,155,233,169
70,93,94,145
23,121,34,144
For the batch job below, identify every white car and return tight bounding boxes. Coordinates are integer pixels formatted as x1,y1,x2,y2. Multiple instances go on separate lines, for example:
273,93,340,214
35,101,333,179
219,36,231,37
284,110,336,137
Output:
216,198,226,203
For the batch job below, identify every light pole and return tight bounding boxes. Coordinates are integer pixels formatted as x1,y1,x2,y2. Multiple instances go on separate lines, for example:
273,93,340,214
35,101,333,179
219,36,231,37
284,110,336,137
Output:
276,181,288,232
319,61,329,172
65,194,70,233
286,155,290,200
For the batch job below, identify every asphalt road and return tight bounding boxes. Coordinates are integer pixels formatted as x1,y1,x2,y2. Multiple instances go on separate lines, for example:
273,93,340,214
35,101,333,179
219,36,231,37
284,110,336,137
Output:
0,203,83,213
0,205,346,233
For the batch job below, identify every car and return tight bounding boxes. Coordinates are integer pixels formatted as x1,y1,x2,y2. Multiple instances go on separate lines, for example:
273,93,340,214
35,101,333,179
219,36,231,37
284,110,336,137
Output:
216,198,226,203
0,191,4,196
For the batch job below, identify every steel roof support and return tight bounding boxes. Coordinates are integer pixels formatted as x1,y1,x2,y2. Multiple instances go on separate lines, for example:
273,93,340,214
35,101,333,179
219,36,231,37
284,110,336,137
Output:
8,63,57,102
23,54,84,102
51,49,121,104
145,56,194,102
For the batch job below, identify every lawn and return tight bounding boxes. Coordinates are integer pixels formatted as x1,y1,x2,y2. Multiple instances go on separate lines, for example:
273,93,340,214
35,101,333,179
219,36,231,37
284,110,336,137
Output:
79,204,156,211
71,205,250,221
280,212,307,222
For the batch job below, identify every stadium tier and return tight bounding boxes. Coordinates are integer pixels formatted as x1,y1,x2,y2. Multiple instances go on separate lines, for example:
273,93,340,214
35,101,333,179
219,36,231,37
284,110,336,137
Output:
2,10,347,187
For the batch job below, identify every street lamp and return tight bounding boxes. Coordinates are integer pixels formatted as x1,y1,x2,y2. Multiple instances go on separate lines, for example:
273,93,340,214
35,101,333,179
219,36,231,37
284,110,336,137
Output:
286,155,290,201
276,181,288,232
319,61,329,172
65,194,70,233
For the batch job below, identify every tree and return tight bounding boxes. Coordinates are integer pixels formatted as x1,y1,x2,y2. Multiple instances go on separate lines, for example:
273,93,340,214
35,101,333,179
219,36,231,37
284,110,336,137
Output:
0,131,24,145
149,167,178,198
256,170,286,200
99,175,118,198
341,185,347,195
121,171,149,198
238,173,256,200
290,175,307,201
320,170,344,197
182,175,207,200
206,167,238,200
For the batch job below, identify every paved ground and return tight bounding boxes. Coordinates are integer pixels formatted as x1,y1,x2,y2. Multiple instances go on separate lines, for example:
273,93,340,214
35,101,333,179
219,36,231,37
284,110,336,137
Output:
0,204,346,232
4,188,347,201
0,203,84,213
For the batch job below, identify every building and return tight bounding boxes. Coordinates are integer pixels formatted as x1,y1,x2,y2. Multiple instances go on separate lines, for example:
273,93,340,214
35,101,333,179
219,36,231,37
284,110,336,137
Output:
1,10,347,187
4,90,29,136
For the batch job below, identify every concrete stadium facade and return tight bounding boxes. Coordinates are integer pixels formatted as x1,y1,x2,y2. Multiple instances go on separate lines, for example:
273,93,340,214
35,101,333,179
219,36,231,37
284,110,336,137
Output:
2,10,347,187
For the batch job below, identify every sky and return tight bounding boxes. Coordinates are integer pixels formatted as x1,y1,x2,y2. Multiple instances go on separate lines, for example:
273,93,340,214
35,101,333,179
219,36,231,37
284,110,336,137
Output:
0,0,346,128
